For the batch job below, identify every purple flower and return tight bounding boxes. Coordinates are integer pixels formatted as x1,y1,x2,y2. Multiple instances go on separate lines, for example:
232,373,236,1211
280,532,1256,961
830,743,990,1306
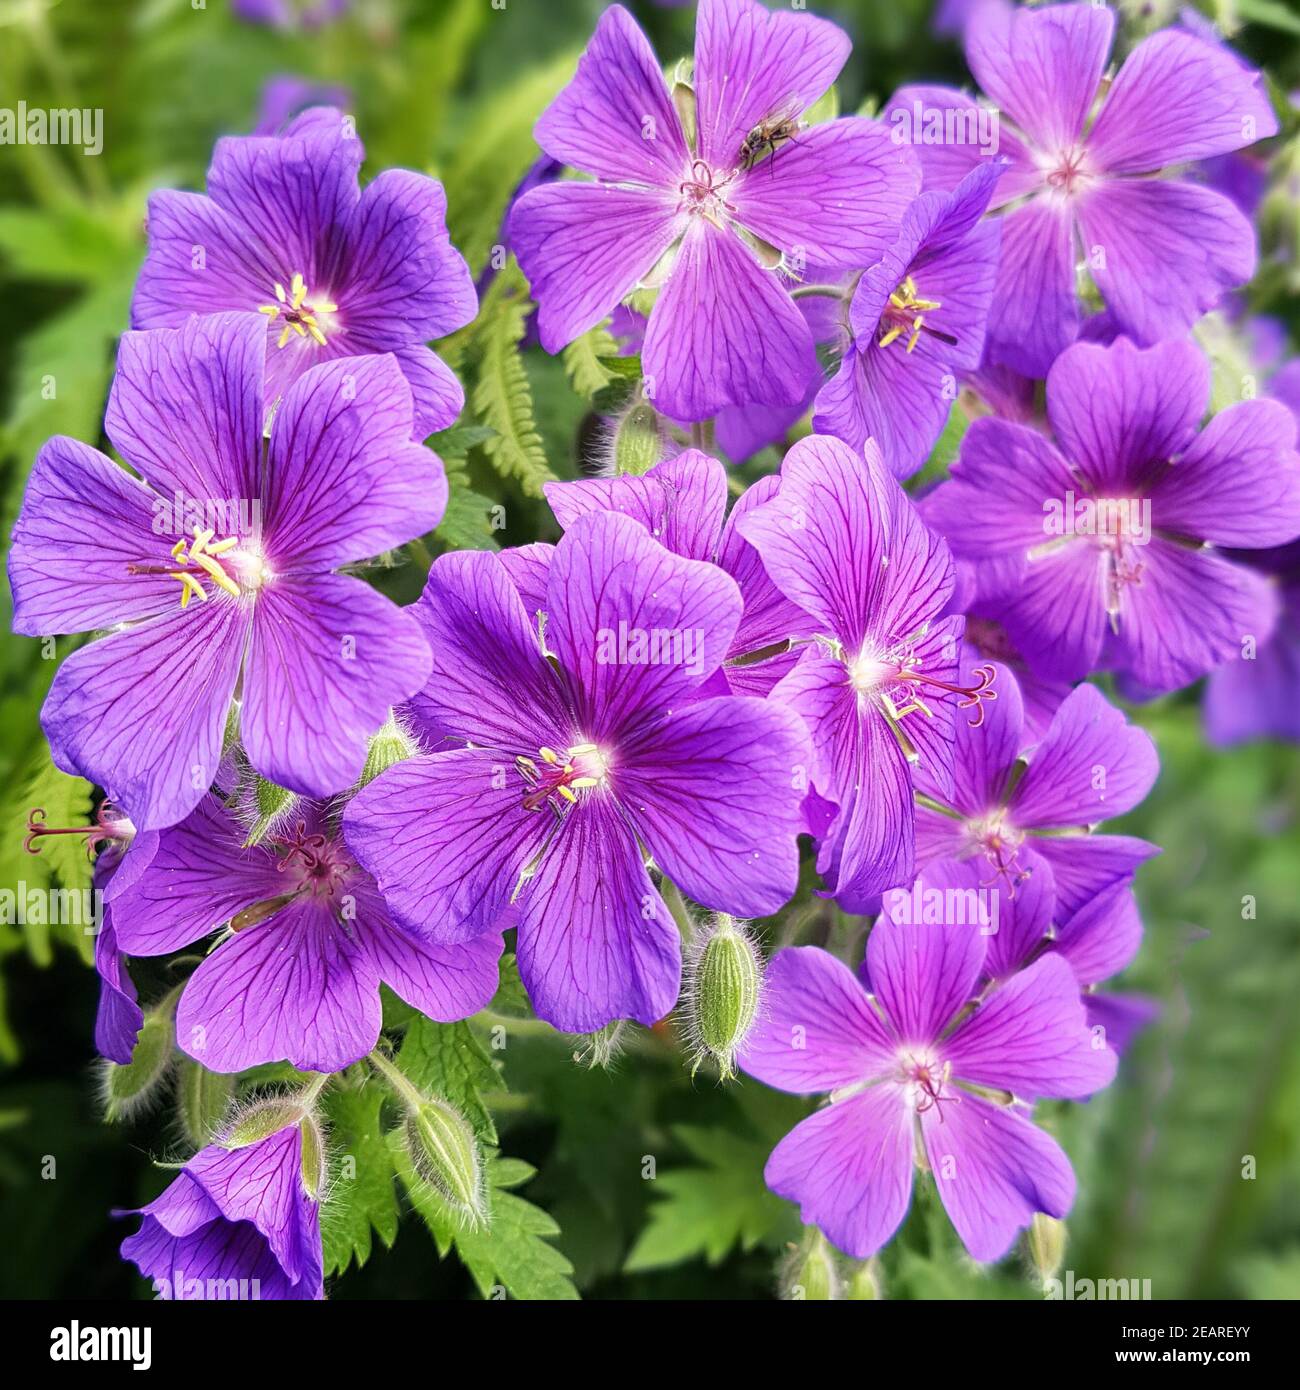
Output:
120,1121,322,1300
132,108,475,439
736,435,980,908
252,77,352,137
913,666,1158,922
1204,542,1300,745
739,926,1116,1261
887,2,1277,376
925,337,1300,695
8,312,443,831
344,511,812,1033
815,163,1003,478
509,0,919,422
108,792,501,1073
544,450,808,695
232,0,348,34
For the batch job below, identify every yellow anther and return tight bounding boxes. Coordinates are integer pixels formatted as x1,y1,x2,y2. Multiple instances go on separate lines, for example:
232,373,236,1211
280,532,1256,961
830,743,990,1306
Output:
206,536,238,555
259,305,280,319
277,324,293,349
306,321,327,347
557,786,578,804
291,272,307,309
878,325,904,348
171,571,208,609
907,318,924,353
568,742,598,755
570,777,599,789
190,551,241,597
539,747,560,764
170,539,186,560
315,300,338,314
274,282,288,303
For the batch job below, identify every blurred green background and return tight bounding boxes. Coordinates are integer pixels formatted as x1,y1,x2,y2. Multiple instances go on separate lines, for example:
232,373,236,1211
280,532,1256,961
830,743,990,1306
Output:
1,0,1298,1300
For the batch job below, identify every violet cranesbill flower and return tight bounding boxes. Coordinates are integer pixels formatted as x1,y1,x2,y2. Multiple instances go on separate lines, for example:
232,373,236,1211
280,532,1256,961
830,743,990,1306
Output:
924,336,1300,695
509,0,920,422
544,450,809,696
912,661,1158,922
132,107,475,439
8,312,442,832
108,791,501,1073
739,923,1116,1261
814,163,1003,479
885,2,1277,376
344,511,812,1033
120,1119,323,1300
233,0,348,29
736,434,989,908
1204,543,1300,746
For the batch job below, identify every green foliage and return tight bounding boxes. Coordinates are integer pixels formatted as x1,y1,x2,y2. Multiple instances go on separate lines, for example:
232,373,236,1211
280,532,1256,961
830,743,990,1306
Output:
397,1016,502,1146
395,1146,579,1301
624,1123,792,1272
321,1079,401,1280
461,261,555,500
561,320,622,404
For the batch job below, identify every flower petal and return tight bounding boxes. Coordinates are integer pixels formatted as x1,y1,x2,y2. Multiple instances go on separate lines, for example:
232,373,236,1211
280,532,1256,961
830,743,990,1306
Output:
739,945,897,1092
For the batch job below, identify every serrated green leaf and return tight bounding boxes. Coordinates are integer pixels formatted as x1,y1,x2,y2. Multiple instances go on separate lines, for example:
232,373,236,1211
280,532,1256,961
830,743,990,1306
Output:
320,1081,401,1279
467,263,555,498
561,320,620,403
0,746,95,967
397,1016,501,1145
396,1144,578,1300
623,1123,792,1272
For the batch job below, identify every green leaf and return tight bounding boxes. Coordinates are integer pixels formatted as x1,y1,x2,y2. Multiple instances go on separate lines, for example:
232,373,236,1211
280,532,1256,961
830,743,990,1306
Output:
623,1123,792,1272
396,1016,501,1145
561,320,621,403
1237,0,1300,36
0,745,95,967
435,479,502,551
441,49,583,277
320,1080,401,1279
396,1145,579,1300
467,262,554,498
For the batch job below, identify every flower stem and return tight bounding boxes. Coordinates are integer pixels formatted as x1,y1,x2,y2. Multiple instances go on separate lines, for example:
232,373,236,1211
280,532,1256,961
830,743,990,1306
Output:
367,1047,424,1111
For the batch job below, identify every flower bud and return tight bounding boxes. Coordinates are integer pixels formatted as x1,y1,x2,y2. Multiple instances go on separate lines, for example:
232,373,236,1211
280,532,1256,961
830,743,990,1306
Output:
611,400,665,476
360,712,416,787
684,915,764,1080
101,1006,175,1122
175,1058,235,1148
780,1230,841,1301
403,1096,487,1229
223,1096,306,1149
243,775,299,848
845,1257,883,1300
299,1113,327,1200
1027,1213,1067,1286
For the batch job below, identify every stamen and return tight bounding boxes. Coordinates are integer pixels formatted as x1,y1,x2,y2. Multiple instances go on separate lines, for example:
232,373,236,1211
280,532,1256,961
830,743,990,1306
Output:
258,270,335,350
878,275,955,354
25,800,133,858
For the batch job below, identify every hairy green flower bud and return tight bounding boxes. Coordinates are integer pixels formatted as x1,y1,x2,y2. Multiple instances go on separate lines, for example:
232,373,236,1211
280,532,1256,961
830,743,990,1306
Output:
845,1257,882,1300
684,915,764,1080
360,711,416,787
404,1096,487,1229
101,1007,175,1122
612,400,665,476
224,1097,306,1149
243,775,299,848
1027,1213,1067,1286
299,1113,327,1200
175,1058,235,1149
780,1230,841,1301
